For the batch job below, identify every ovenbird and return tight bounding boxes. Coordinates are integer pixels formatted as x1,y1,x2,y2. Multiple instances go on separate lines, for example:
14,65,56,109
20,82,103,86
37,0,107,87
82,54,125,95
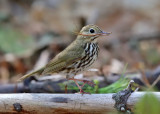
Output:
18,25,111,94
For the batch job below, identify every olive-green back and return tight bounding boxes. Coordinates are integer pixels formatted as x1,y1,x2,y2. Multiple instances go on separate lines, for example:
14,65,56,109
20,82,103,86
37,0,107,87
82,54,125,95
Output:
42,40,85,75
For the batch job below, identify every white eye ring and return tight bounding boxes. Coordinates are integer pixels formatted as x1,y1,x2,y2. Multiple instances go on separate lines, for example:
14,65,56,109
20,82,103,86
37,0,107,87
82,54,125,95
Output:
89,28,95,33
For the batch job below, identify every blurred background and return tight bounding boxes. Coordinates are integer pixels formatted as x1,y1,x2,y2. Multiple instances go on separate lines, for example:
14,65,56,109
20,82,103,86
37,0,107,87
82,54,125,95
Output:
0,0,160,113
0,0,160,94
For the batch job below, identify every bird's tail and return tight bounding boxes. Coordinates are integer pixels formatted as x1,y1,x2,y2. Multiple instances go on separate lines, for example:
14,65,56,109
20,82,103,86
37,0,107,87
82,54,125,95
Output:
17,67,45,82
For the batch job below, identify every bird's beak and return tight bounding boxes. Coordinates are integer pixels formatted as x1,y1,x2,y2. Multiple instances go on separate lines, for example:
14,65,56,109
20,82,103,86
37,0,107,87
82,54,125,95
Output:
101,31,112,36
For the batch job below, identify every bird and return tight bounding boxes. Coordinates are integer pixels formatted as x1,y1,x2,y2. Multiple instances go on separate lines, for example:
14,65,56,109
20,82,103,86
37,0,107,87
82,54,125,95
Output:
18,24,111,94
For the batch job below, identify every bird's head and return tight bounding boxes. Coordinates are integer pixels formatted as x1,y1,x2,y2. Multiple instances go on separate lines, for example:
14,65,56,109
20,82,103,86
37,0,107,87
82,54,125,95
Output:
76,24,111,43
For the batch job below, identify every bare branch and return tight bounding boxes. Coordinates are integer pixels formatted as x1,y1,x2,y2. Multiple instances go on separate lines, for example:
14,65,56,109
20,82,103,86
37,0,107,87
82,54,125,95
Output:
0,92,159,114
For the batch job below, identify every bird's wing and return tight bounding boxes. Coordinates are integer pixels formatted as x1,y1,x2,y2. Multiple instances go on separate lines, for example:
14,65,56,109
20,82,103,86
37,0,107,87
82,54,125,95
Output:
42,42,85,75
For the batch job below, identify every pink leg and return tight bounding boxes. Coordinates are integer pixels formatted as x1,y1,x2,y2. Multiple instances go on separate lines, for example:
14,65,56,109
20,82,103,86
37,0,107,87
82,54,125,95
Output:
68,78,96,87
68,78,95,94
74,80,90,94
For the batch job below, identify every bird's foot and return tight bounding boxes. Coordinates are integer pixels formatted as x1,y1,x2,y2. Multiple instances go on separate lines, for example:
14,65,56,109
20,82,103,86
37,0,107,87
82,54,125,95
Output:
75,89,91,95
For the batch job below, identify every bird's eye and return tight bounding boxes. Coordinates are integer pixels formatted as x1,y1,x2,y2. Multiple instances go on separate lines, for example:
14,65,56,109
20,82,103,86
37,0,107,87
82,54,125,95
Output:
89,28,95,33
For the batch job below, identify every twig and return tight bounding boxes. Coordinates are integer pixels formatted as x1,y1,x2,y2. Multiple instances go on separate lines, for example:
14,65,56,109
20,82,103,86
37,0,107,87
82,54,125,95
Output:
151,75,160,88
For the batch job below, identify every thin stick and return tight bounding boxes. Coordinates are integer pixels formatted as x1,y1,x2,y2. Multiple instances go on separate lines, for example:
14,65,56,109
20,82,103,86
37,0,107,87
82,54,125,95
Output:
151,75,160,88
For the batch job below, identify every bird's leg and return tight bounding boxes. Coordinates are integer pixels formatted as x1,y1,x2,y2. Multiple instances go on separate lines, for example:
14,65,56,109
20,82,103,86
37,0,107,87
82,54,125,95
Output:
82,80,96,87
68,78,96,87
81,82,86,88
68,78,95,94
80,81,91,88
74,80,82,90
74,80,90,94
